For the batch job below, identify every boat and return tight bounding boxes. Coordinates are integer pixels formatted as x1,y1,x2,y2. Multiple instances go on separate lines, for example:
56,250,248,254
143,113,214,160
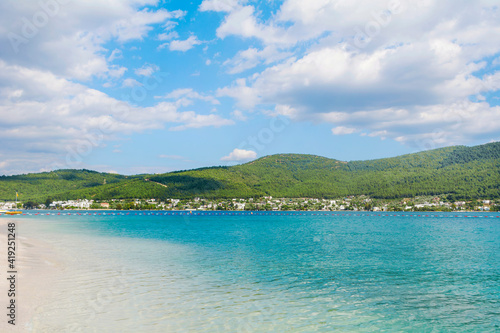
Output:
5,211,22,215
5,192,22,215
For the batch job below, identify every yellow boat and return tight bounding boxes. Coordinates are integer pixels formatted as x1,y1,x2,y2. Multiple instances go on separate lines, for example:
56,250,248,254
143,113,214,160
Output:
3,191,23,215
5,211,22,215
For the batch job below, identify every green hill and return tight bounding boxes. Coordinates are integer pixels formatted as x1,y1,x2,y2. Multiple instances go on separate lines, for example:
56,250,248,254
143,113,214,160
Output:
0,169,170,202
1,142,499,202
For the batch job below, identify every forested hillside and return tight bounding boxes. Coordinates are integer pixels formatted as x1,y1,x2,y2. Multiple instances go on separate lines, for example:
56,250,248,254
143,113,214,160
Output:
149,142,500,200
0,170,161,202
1,142,499,202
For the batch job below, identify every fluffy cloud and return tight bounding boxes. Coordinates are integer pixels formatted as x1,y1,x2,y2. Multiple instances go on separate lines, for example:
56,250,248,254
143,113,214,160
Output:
216,78,260,109
2,0,500,174
221,148,257,161
231,110,247,121
169,114,234,131
0,61,233,174
199,0,245,13
108,49,123,62
122,78,143,88
169,36,202,52
239,45,487,112
224,46,293,74
332,126,357,135
205,0,500,51
135,63,160,77
0,0,184,81
159,88,220,107
214,5,289,45
158,31,179,41
215,0,500,146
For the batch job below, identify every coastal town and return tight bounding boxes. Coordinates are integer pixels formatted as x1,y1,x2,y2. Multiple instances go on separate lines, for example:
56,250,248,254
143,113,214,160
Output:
1,196,498,212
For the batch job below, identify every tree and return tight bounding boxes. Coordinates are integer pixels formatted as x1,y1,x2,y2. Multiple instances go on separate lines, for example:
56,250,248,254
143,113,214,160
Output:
245,203,255,210
23,201,38,209
45,197,53,208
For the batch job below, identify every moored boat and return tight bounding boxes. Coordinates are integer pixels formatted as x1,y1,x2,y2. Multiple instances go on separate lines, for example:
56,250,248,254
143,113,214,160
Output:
5,211,22,215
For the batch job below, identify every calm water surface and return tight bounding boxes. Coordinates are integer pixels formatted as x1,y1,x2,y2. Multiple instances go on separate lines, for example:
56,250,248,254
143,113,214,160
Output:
15,211,500,332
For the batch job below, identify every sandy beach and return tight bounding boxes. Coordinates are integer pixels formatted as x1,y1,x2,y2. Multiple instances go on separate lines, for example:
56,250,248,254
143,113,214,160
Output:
0,218,66,332
0,216,175,332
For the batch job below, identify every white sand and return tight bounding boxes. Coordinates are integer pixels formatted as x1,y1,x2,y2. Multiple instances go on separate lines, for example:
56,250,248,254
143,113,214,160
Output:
0,218,65,332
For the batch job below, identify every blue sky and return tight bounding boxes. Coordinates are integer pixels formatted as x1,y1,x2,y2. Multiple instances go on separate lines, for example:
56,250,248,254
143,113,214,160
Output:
0,0,499,175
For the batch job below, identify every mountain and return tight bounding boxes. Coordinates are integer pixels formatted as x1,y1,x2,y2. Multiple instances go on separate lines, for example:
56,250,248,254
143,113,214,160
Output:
1,142,499,202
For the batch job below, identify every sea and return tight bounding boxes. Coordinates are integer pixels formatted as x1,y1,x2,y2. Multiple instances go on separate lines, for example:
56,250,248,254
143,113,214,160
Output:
10,211,500,332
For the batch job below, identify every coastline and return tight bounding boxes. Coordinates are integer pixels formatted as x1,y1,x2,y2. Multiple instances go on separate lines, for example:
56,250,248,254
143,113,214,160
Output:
0,218,65,332
0,212,498,331
0,215,185,331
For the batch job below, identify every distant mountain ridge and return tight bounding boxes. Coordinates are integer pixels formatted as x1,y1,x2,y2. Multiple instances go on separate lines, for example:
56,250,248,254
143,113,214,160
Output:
1,142,499,202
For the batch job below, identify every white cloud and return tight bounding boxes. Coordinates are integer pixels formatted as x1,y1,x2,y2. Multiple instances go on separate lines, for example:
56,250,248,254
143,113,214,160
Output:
206,0,500,51
158,31,179,41
122,78,142,88
160,88,220,106
108,49,123,62
0,1,185,81
2,0,500,174
215,0,500,146
221,148,257,161
157,43,168,50
108,65,127,78
332,126,357,135
0,61,234,174
169,36,202,52
135,63,160,77
217,78,260,109
215,5,289,45
224,46,292,74
169,114,234,131
231,110,247,121
319,100,500,147
199,0,245,13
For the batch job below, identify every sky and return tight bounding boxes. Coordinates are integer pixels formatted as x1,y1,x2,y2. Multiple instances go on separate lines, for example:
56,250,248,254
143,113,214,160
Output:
0,0,499,175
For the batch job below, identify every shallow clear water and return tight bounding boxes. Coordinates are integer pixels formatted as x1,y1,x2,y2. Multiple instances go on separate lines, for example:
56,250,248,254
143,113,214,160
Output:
14,212,500,332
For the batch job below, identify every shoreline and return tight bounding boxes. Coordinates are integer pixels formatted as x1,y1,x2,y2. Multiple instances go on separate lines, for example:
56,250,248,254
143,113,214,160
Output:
2,208,497,214
0,212,497,331
0,219,65,332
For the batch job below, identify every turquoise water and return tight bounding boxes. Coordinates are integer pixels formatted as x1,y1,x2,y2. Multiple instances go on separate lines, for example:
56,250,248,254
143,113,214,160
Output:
13,212,500,332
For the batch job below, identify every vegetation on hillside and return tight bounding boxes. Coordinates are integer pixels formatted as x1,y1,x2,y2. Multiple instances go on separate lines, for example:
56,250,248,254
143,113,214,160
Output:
0,142,499,203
